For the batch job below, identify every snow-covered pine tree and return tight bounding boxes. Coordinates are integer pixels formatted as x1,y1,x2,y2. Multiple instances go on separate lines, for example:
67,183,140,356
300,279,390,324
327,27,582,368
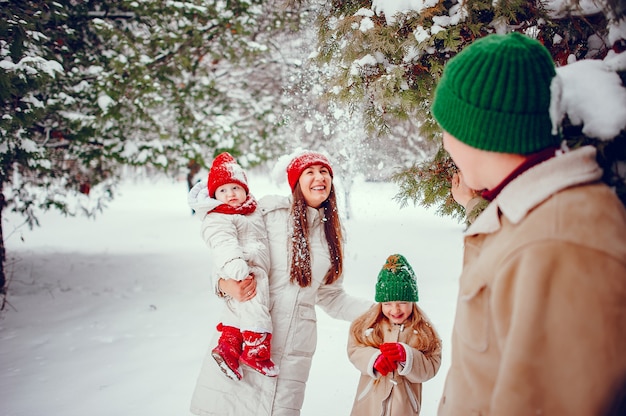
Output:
279,0,441,219
0,0,307,294
306,0,626,221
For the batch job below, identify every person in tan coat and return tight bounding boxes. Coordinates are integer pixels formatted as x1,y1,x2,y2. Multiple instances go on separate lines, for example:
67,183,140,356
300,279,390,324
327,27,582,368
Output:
431,32,626,415
347,254,442,416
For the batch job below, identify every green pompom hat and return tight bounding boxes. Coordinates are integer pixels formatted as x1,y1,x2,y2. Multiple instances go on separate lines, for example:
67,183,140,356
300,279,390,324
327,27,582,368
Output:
375,254,419,303
431,32,560,155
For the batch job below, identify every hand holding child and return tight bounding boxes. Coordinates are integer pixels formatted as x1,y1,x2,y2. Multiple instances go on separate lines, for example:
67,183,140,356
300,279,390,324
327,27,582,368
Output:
218,274,257,302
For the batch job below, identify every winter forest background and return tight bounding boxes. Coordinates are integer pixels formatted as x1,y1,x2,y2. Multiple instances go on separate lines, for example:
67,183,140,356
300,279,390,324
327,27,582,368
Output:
2,0,626,415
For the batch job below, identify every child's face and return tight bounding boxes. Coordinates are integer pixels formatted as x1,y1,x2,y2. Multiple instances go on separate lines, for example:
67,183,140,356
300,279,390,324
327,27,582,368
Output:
381,302,413,325
215,183,247,207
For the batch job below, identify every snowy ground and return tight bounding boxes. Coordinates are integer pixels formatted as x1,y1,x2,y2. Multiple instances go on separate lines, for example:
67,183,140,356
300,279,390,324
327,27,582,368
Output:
1,172,464,416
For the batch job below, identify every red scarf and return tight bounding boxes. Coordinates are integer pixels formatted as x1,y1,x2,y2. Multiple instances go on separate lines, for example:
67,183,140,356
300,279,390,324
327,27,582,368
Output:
210,194,257,215
481,146,560,201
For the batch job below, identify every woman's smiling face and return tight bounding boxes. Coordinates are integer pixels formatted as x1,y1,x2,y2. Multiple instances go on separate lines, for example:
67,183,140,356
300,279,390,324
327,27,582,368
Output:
298,164,332,208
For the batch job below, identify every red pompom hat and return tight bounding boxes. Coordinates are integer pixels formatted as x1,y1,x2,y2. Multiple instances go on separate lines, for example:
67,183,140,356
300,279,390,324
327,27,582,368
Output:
207,152,249,198
286,151,333,191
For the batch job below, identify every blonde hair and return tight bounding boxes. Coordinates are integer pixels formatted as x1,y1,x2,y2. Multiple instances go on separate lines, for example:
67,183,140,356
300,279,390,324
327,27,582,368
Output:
289,183,343,287
350,303,441,356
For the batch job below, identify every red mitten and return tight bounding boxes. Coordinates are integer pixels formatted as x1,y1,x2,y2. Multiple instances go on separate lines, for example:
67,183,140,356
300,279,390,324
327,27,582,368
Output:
373,353,396,376
380,342,406,363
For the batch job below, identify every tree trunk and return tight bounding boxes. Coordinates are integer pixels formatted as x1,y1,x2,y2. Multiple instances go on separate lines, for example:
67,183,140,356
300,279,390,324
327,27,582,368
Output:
342,175,354,221
0,183,5,295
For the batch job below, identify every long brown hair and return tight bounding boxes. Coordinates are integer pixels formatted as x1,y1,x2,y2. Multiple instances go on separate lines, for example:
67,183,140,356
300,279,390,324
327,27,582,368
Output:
289,182,343,287
350,303,441,356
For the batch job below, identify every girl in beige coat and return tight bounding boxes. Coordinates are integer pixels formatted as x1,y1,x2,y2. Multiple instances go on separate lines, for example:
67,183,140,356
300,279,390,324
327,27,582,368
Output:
348,254,442,416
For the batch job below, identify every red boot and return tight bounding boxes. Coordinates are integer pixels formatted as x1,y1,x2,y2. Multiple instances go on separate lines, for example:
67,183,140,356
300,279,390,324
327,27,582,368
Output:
211,323,243,381
240,331,279,377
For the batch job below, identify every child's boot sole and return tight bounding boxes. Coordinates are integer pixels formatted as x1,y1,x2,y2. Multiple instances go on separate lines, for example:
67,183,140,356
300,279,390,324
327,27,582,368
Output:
212,350,242,381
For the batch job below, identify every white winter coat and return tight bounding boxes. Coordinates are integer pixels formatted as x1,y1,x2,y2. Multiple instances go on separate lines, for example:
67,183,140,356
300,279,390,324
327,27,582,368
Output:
190,194,373,416
188,181,271,332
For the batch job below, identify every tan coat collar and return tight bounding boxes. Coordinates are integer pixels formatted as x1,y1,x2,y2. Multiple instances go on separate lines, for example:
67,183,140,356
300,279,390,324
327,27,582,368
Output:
466,145,603,236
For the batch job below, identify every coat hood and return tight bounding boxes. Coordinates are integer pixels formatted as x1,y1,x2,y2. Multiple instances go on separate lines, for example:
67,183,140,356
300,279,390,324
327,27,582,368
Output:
188,180,221,219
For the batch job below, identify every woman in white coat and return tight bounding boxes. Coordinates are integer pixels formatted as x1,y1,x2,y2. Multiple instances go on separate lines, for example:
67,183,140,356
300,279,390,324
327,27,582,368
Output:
189,150,372,416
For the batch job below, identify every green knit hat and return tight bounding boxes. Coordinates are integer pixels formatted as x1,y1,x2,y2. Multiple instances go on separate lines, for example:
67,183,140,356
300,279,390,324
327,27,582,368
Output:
375,254,419,303
431,32,560,155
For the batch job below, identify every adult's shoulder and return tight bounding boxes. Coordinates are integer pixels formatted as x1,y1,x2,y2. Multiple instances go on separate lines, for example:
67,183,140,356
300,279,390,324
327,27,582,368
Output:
258,194,291,215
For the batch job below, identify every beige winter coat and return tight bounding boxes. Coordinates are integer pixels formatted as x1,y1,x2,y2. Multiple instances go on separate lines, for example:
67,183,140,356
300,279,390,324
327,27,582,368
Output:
348,309,442,416
190,194,372,416
438,146,626,415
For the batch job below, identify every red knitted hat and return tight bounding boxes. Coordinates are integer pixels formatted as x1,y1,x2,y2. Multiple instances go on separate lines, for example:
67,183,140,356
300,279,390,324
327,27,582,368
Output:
286,151,333,190
207,152,249,198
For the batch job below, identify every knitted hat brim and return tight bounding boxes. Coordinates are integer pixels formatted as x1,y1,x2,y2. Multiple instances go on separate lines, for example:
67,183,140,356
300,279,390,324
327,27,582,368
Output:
286,152,334,190
431,32,561,155
432,87,556,154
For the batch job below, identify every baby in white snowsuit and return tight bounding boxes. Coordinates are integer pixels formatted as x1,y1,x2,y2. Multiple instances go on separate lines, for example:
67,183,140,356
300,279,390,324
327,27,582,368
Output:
188,152,277,380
